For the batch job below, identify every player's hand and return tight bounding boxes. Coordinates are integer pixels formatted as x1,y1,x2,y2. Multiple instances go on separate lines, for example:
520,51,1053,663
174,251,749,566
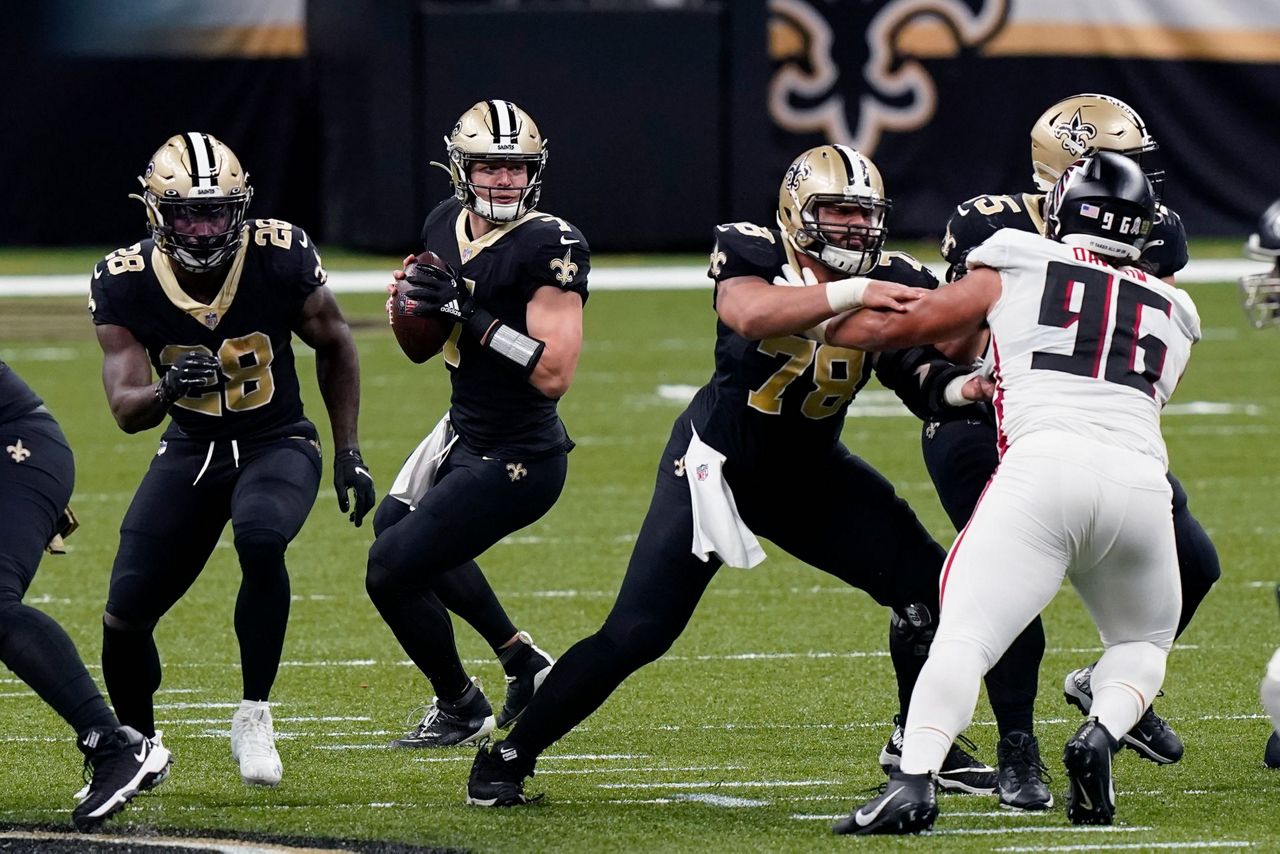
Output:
403,260,475,321
157,352,220,404
772,263,817,288
386,255,415,325
960,375,996,402
334,448,375,527
862,281,924,313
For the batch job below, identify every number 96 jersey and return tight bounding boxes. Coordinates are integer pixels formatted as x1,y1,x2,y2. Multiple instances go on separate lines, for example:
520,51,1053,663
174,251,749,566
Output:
89,219,326,441
968,228,1201,466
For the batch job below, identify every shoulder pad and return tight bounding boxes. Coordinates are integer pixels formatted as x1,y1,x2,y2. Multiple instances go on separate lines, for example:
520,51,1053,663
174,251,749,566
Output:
941,194,1039,279
709,222,784,281
872,251,939,289
523,213,590,251
1137,204,1189,278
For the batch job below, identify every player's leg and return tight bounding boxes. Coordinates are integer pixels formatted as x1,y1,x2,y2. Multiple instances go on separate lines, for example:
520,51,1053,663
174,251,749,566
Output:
469,423,722,805
366,444,566,746
224,436,321,785
102,441,230,740
923,417,1049,806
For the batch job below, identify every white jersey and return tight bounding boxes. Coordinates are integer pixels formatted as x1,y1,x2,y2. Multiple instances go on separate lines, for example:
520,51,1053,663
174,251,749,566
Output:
967,228,1201,466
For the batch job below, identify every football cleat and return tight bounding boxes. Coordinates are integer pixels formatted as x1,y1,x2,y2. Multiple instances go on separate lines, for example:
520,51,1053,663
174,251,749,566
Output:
1265,731,1280,769
230,703,283,786
833,770,937,835
497,631,555,729
996,731,1053,810
880,717,997,794
466,738,538,807
391,680,495,748
72,725,172,832
1063,717,1119,825
1064,665,1184,764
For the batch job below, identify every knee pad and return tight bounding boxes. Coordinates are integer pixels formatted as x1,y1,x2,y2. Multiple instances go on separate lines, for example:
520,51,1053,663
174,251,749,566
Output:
890,602,936,656
234,529,288,576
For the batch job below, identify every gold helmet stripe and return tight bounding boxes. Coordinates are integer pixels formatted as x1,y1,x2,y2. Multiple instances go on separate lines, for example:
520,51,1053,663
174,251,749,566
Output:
184,132,217,190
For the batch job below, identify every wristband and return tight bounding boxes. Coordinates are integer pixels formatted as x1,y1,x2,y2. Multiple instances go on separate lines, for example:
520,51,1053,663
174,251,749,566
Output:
942,374,974,408
825,277,872,313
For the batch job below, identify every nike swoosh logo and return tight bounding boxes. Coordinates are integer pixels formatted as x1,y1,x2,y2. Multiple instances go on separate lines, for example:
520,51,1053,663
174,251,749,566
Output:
93,267,103,279
560,236,579,245
1076,783,1093,811
1145,239,1165,248
134,746,148,762
854,787,901,827
355,466,371,480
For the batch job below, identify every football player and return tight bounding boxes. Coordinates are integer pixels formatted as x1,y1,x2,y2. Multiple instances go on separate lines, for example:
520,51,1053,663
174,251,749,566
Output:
367,100,585,747
466,143,1000,807
90,132,374,787
1240,198,1280,329
1264,586,1280,769
832,151,1199,833
0,361,171,830
920,94,1219,786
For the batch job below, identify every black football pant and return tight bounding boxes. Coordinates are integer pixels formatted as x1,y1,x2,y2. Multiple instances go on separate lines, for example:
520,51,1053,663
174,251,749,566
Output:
506,414,946,759
0,409,116,735
366,440,566,702
922,416,1220,737
103,427,321,737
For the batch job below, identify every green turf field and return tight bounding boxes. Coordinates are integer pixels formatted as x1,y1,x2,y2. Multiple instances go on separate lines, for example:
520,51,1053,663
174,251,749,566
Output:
0,254,1277,851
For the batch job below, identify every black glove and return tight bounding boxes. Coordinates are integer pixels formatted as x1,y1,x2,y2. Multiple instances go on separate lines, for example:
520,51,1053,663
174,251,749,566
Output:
157,352,220,404
403,260,475,321
334,448,375,527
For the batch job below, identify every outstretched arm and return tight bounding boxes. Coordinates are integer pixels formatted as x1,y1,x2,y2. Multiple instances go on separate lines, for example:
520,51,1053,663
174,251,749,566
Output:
825,267,1002,352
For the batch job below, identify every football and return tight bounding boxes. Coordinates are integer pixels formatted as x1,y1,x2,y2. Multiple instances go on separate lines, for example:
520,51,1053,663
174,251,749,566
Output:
390,251,454,363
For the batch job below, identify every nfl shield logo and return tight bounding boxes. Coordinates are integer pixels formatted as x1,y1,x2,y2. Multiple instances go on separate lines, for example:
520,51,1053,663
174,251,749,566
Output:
203,311,219,328
461,247,473,263
695,463,709,481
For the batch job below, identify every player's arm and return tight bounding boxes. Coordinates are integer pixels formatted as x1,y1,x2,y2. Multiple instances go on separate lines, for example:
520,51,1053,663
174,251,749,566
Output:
96,323,221,433
716,272,921,341
525,286,583,400
825,267,1001,352
294,287,375,526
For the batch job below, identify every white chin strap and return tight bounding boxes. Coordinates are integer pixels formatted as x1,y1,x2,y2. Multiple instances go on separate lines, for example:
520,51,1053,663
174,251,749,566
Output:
473,196,523,222
1060,233,1141,261
817,243,875,275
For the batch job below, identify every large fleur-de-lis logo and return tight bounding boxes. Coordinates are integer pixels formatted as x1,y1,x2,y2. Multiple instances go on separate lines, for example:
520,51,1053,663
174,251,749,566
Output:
1052,108,1098,157
507,462,527,482
7,439,31,463
550,249,578,286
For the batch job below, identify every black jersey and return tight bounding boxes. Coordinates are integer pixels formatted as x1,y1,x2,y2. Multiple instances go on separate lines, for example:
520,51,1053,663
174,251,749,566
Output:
940,192,1188,281
695,222,936,463
0,361,43,424
419,198,590,458
89,219,324,441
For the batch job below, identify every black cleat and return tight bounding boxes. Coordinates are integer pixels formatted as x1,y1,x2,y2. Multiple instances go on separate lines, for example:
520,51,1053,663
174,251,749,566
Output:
466,739,537,807
834,770,937,835
390,680,495,748
879,716,996,794
72,725,173,832
1064,665,1183,765
1265,731,1280,769
996,731,1052,810
1063,717,1118,826
496,631,555,729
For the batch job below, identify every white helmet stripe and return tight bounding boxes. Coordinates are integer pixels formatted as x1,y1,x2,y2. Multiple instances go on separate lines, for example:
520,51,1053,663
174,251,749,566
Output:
488,99,516,141
185,132,216,188
831,144,861,189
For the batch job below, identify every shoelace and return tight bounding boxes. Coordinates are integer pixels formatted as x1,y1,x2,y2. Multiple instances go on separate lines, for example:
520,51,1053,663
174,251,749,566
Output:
236,716,276,758
1005,742,1052,784
405,702,442,736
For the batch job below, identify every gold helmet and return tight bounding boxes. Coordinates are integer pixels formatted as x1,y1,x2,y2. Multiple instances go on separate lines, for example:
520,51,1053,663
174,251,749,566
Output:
1030,94,1162,195
439,100,547,222
776,144,891,275
130,132,252,273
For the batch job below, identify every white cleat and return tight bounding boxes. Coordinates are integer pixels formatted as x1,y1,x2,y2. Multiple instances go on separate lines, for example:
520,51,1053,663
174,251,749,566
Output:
231,702,283,786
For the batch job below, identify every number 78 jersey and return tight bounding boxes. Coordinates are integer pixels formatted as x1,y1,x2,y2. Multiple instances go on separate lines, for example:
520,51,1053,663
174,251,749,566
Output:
968,228,1201,466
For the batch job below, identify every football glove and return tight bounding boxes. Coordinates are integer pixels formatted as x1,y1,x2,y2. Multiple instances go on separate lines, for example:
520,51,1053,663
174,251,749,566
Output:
157,352,220,404
334,448,375,527
403,260,475,321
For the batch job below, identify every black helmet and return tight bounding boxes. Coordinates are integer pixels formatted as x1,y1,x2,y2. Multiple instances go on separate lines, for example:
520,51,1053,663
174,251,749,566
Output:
1044,150,1155,262
1240,199,1280,328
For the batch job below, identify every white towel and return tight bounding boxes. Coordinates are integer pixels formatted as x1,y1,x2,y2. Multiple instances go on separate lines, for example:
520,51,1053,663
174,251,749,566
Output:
388,413,459,510
685,427,766,569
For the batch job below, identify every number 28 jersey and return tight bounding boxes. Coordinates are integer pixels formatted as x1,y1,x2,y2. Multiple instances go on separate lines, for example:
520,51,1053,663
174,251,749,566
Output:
89,219,325,441
968,228,1201,466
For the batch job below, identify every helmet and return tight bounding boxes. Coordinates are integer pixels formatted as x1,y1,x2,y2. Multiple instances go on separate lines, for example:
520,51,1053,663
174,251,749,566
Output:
1044,151,1155,262
1030,94,1163,198
776,144,891,275
1240,199,1280,328
130,132,253,273
439,100,547,222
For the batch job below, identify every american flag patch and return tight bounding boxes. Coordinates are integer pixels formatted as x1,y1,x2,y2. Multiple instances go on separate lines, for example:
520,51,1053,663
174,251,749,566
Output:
1080,203,1101,219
